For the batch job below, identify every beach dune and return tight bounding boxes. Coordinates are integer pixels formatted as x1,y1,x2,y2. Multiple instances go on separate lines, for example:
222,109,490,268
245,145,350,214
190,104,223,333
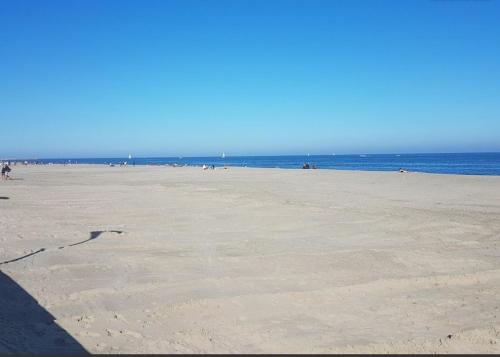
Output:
1,165,500,353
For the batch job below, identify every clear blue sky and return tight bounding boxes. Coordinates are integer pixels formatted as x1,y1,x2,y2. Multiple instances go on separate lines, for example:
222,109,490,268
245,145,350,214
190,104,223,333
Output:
1,0,499,158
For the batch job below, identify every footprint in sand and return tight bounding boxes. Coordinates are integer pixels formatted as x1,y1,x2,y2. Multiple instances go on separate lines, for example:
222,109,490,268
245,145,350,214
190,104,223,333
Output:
106,328,119,337
113,312,130,324
75,314,95,329
122,329,143,338
106,328,143,339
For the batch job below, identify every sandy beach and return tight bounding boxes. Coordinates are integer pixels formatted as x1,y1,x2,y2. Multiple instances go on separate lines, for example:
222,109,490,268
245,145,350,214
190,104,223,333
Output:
1,164,500,353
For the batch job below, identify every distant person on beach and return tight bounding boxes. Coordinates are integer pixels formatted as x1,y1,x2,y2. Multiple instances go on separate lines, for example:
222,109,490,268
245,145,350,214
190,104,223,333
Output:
399,168,408,173
1,163,11,179
302,163,310,169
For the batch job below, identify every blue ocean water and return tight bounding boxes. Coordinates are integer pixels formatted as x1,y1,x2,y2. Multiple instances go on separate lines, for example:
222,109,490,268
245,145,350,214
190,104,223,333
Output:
26,153,500,176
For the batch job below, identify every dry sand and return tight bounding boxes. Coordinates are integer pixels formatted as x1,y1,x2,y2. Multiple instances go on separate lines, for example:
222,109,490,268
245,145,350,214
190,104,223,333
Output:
1,164,500,353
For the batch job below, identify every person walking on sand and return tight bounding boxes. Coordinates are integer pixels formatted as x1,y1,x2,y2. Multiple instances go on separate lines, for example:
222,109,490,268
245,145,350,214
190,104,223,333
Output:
1,163,11,180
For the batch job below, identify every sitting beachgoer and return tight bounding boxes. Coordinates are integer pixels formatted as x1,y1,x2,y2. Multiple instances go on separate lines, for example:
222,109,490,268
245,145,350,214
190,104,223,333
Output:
302,163,310,169
399,168,408,173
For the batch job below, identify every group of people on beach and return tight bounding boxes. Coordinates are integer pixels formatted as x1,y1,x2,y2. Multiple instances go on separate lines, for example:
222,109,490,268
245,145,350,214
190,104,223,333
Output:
302,163,317,169
1,162,12,180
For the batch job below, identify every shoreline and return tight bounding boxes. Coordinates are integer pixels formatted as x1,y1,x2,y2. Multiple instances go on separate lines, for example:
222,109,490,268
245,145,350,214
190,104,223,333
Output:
4,162,500,178
3,153,500,177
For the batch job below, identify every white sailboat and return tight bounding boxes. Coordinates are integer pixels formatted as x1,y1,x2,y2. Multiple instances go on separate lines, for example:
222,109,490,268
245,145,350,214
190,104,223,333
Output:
221,152,226,169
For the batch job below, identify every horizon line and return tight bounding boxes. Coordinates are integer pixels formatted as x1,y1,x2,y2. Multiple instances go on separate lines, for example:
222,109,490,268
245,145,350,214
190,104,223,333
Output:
3,151,500,161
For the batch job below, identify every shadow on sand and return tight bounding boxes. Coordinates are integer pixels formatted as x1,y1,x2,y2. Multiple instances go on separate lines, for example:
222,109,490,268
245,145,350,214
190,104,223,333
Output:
0,230,124,266
0,248,46,266
62,230,123,249
0,271,88,354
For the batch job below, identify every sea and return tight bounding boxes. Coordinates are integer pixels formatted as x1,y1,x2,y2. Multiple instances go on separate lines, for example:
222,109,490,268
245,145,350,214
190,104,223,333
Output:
16,152,500,176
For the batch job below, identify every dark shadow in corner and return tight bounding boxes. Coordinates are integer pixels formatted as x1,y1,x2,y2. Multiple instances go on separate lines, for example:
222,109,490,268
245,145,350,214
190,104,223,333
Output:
0,197,9,200
0,271,88,354
0,248,46,266
65,230,123,248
